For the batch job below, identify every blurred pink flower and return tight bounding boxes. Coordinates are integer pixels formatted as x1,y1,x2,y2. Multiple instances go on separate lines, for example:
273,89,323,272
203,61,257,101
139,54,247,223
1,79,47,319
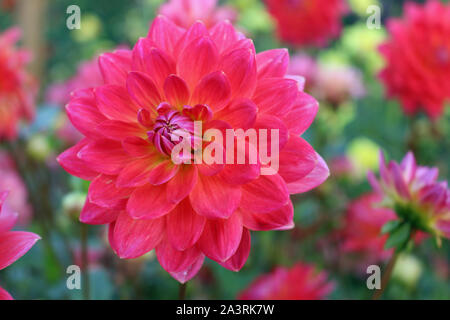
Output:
0,151,32,225
0,27,37,140
238,262,334,300
58,16,329,283
287,54,318,91
0,191,40,300
338,193,395,266
329,155,354,178
46,55,104,144
368,151,450,242
315,65,365,106
159,0,237,29
379,0,450,119
47,58,103,106
265,0,348,47
288,55,365,105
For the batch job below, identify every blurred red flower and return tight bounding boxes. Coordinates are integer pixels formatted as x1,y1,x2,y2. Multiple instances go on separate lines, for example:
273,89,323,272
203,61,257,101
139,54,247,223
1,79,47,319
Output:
265,0,348,47
58,16,329,283
0,151,32,225
159,0,237,29
0,27,37,140
238,262,334,300
0,191,40,300
338,193,395,266
379,0,450,119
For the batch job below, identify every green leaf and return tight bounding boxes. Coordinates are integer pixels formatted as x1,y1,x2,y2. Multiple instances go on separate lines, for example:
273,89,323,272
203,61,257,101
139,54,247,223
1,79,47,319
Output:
381,220,402,234
384,223,411,250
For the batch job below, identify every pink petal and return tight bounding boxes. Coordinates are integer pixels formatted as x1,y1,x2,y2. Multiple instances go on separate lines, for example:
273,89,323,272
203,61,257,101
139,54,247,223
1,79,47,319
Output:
241,202,294,231
164,75,190,108
197,141,226,176
197,213,243,262
80,199,120,225
116,157,156,188
219,47,257,98
240,174,289,214
368,171,382,194
0,231,40,270
148,161,180,185
379,151,391,186
107,221,117,254
95,85,140,122
256,49,289,79
189,174,241,219
78,139,132,175
169,254,204,284
166,165,198,204
252,78,299,116
190,71,231,112
57,139,100,180
126,71,162,110
400,151,417,184
281,92,319,135
286,153,329,194
219,228,251,272
182,104,213,122
112,211,164,259
177,36,219,90
214,98,257,130
219,139,260,185
88,175,132,209
0,191,6,208
122,136,155,158
96,120,147,141
209,21,239,54
66,98,107,139
166,199,206,251
173,21,209,58
156,238,202,273
254,114,289,155
147,15,185,56
278,136,317,183
127,184,177,219
391,162,411,199
0,285,12,300
98,50,132,86
132,38,176,88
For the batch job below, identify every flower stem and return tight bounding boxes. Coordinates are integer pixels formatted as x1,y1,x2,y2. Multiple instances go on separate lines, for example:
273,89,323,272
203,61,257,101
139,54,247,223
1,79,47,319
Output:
179,282,187,300
372,251,399,300
81,223,90,300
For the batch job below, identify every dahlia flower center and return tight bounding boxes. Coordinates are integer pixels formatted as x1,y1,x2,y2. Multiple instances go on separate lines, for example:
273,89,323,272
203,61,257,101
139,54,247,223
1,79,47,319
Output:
146,103,195,156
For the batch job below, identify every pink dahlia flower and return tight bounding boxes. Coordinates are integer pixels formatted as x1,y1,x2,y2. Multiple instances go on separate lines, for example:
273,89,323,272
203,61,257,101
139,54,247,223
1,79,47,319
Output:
379,0,450,119
238,262,333,300
159,0,237,29
58,16,329,283
265,0,348,47
368,151,450,244
338,193,395,266
0,27,36,140
0,191,40,300
0,151,32,225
